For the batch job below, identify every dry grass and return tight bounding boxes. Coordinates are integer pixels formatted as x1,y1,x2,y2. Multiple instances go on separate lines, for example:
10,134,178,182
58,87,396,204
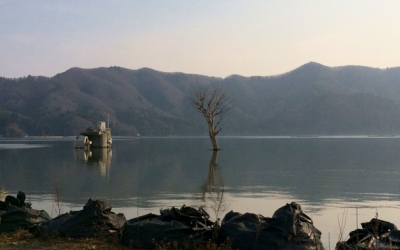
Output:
52,182,63,217
336,209,348,242
0,229,233,250
0,229,130,250
153,238,232,250
0,187,8,201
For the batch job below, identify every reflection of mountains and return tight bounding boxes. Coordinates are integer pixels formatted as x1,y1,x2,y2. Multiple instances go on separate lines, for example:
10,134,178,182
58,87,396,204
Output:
3,138,400,209
78,138,400,206
109,138,212,198
218,138,400,205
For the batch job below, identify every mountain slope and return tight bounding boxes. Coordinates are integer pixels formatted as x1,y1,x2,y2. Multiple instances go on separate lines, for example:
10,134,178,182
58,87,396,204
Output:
1,62,400,137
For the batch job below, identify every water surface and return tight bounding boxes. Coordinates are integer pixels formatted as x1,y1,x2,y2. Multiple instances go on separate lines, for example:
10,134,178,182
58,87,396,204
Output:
2,136,400,249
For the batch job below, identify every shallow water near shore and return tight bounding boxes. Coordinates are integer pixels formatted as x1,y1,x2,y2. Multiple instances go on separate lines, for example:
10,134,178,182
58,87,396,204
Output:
2,136,400,249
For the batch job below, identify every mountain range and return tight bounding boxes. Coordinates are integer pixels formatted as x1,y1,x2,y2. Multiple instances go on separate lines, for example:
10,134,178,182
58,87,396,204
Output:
2,62,400,137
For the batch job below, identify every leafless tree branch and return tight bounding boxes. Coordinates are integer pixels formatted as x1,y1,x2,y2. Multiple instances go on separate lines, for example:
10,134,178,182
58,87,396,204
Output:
189,85,232,150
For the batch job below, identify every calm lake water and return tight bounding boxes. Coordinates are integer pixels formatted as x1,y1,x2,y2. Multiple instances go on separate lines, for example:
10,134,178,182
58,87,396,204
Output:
2,136,400,249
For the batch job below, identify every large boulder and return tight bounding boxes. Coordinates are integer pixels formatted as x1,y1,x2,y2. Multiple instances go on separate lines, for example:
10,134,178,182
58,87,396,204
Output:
121,205,214,248
219,202,323,250
0,205,51,233
36,198,126,238
336,218,400,250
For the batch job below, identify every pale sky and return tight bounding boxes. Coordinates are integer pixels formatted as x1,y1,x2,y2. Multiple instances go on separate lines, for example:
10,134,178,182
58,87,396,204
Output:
1,0,399,78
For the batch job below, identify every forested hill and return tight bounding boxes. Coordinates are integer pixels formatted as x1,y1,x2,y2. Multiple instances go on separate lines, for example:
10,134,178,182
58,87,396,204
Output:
2,62,400,137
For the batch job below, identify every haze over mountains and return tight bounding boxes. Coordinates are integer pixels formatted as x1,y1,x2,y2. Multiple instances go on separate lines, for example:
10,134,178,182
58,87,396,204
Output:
1,62,400,137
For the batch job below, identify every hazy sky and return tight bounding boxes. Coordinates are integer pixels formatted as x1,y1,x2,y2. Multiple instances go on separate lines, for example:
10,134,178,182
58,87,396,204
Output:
1,1,399,78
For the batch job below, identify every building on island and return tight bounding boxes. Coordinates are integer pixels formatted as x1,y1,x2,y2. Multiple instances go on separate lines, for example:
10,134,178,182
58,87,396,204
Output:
81,121,112,148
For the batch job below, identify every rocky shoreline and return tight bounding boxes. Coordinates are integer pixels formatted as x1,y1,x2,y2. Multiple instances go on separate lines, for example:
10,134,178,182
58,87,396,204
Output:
1,192,400,250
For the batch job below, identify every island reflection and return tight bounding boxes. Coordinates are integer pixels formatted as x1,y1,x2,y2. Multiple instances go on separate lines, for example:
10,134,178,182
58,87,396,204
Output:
82,148,112,177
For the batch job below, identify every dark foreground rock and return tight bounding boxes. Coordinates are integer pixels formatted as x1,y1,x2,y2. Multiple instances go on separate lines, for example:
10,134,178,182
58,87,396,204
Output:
336,218,400,250
121,202,323,250
35,198,126,238
2,196,325,249
0,205,51,233
219,202,323,250
121,205,214,248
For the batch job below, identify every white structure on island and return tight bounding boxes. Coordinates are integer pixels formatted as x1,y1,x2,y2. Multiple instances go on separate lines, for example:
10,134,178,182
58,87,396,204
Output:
81,121,112,148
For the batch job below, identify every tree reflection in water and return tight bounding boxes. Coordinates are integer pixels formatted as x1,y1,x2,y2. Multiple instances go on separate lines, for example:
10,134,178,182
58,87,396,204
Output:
201,151,230,221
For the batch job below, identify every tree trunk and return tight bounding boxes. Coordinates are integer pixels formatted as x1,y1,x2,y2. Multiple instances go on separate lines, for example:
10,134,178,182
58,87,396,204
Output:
209,128,220,151
210,135,219,151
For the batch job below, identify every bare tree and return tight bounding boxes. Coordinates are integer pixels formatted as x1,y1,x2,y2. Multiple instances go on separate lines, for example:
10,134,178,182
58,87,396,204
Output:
189,85,232,151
